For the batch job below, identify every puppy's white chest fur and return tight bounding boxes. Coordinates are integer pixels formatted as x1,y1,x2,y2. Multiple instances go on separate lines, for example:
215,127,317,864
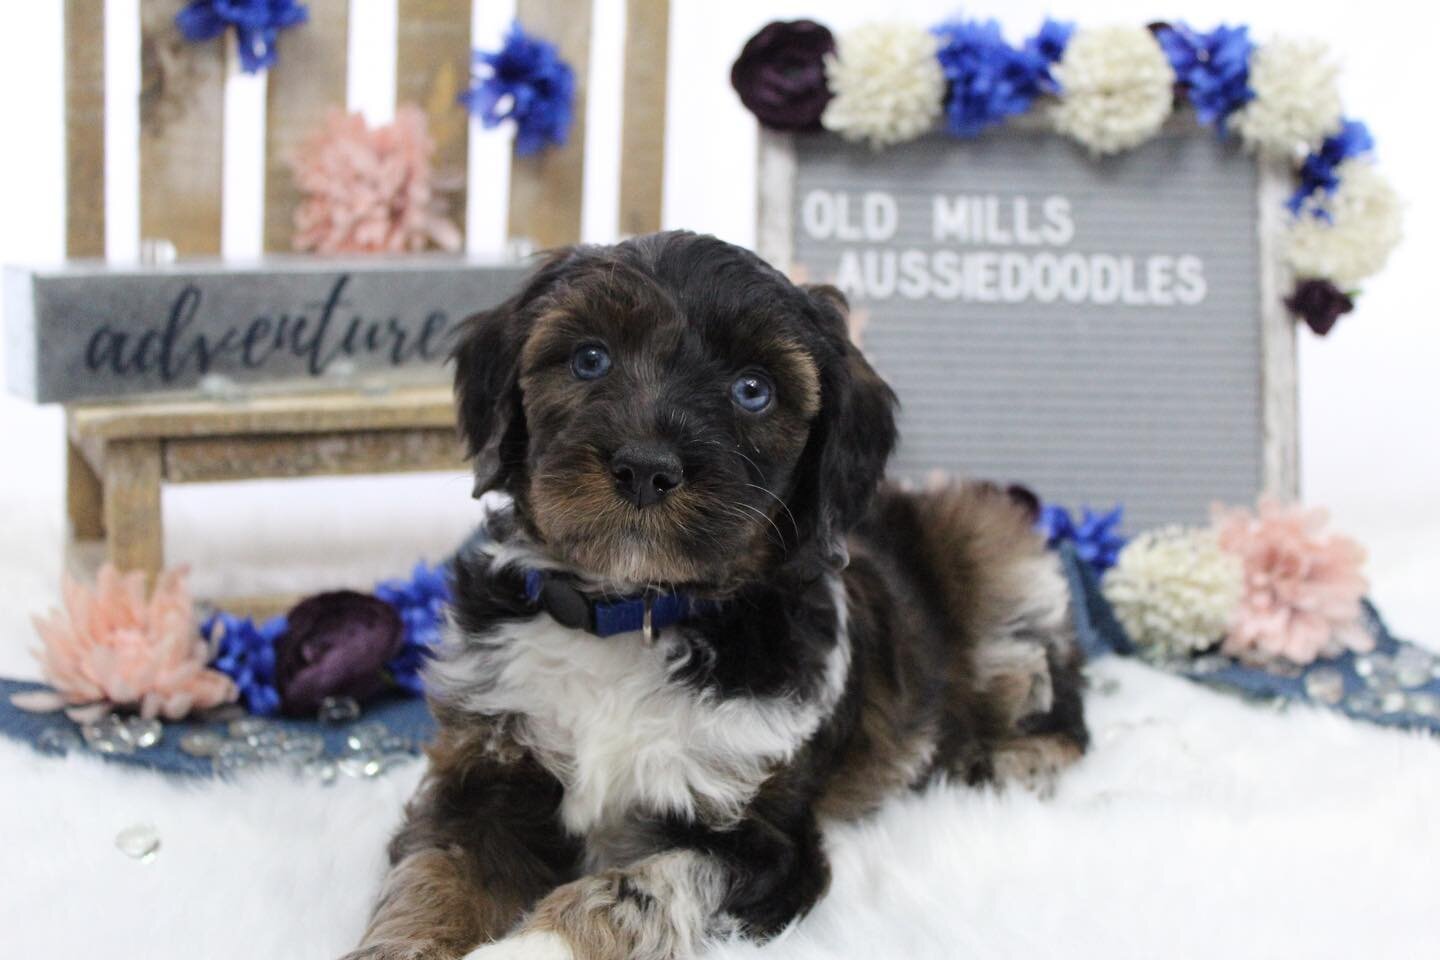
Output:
430,613,842,835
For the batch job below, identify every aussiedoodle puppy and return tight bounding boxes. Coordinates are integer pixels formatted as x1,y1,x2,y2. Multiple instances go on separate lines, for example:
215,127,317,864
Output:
344,231,1087,960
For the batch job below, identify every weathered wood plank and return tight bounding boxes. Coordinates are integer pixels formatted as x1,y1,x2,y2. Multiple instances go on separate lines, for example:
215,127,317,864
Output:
618,0,669,236
65,0,106,257
103,439,164,581
397,0,472,239
66,435,106,541
69,385,457,442
139,0,225,256
1258,156,1300,500
263,0,349,252
164,428,466,482
507,0,593,249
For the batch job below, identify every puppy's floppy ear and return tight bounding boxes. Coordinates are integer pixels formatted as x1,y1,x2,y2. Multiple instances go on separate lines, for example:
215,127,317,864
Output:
788,284,898,575
451,248,576,494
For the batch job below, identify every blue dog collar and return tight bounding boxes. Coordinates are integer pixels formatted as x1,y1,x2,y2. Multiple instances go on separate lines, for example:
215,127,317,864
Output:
522,569,707,642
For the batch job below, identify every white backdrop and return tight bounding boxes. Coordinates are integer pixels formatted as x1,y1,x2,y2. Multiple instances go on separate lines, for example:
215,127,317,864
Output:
0,0,1436,671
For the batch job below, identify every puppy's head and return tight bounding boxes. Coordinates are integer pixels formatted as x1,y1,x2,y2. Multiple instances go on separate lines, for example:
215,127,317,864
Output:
453,231,896,588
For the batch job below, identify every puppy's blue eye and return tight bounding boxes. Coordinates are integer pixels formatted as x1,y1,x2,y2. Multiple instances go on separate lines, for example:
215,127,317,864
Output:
730,373,773,413
571,344,611,380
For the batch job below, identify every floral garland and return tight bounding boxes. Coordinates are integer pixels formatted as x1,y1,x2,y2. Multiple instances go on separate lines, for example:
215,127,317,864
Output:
1041,497,1370,669
204,561,451,717
732,17,1403,337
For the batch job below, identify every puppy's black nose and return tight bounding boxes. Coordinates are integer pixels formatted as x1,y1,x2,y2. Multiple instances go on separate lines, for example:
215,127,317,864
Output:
610,445,684,508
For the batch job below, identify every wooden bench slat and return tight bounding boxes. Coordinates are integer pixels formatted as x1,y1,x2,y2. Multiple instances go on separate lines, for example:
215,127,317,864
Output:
263,0,350,253
65,0,106,258
618,0,669,236
68,385,458,442
397,0,472,240
139,0,225,256
163,428,466,483
507,0,593,249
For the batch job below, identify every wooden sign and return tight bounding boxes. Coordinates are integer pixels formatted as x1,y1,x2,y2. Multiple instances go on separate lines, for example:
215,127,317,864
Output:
5,259,528,403
759,127,1296,530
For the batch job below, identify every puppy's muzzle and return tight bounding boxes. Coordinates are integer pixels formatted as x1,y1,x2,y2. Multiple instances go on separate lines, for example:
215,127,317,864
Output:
610,444,684,508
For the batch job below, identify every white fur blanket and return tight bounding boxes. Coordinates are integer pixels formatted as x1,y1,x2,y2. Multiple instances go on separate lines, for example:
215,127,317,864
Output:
4,656,1438,959
2,400,1436,959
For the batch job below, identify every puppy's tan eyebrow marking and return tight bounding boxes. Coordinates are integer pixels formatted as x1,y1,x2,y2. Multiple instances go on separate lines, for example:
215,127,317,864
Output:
763,336,821,418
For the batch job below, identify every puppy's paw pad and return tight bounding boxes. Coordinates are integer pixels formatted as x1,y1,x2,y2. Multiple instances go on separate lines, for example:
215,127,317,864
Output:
462,930,574,960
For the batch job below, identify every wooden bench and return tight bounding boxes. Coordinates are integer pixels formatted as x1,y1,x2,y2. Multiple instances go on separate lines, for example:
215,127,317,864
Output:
65,385,463,615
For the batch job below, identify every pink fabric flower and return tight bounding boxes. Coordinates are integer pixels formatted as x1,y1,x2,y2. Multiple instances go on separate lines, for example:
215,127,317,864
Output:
15,565,236,720
1213,498,1371,666
291,105,462,255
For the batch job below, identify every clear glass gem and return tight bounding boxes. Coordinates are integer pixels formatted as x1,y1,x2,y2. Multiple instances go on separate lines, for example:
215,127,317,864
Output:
115,823,161,863
1345,690,1381,715
82,715,136,755
214,741,261,777
126,716,163,749
281,733,325,761
1379,690,1408,714
1188,654,1231,675
345,722,390,753
1303,666,1346,705
1360,654,1396,688
307,758,338,785
1266,660,1304,679
179,730,225,758
227,718,273,741
338,753,383,778
318,696,361,725
1407,692,1440,718
36,726,82,757
1392,647,1433,690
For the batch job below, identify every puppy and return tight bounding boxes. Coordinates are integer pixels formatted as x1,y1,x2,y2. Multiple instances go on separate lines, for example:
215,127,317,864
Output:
345,231,1087,960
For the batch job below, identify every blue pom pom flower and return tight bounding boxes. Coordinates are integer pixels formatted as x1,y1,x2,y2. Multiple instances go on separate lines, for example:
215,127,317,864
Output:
1288,119,1375,217
1154,22,1255,130
375,562,453,696
1039,504,1128,574
205,611,287,716
175,0,309,74
462,22,576,156
931,18,1071,138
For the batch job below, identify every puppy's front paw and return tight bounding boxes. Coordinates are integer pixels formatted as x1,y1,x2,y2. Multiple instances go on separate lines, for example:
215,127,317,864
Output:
462,930,574,960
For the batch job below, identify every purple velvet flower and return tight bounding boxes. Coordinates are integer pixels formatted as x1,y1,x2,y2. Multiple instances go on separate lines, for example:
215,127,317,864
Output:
730,20,836,132
274,591,403,717
1285,279,1355,337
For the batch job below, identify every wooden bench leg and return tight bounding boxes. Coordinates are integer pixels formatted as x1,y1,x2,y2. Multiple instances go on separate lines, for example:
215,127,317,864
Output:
66,438,106,541
103,438,164,584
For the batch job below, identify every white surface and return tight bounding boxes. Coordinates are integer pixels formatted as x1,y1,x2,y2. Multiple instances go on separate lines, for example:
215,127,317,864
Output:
2,656,1438,959
0,3,1437,958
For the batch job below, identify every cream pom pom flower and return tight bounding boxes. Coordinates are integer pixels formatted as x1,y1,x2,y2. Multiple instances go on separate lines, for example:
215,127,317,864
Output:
1047,26,1175,156
1230,37,1343,157
1102,527,1242,658
821,22,944,149
1286,160,1403,288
